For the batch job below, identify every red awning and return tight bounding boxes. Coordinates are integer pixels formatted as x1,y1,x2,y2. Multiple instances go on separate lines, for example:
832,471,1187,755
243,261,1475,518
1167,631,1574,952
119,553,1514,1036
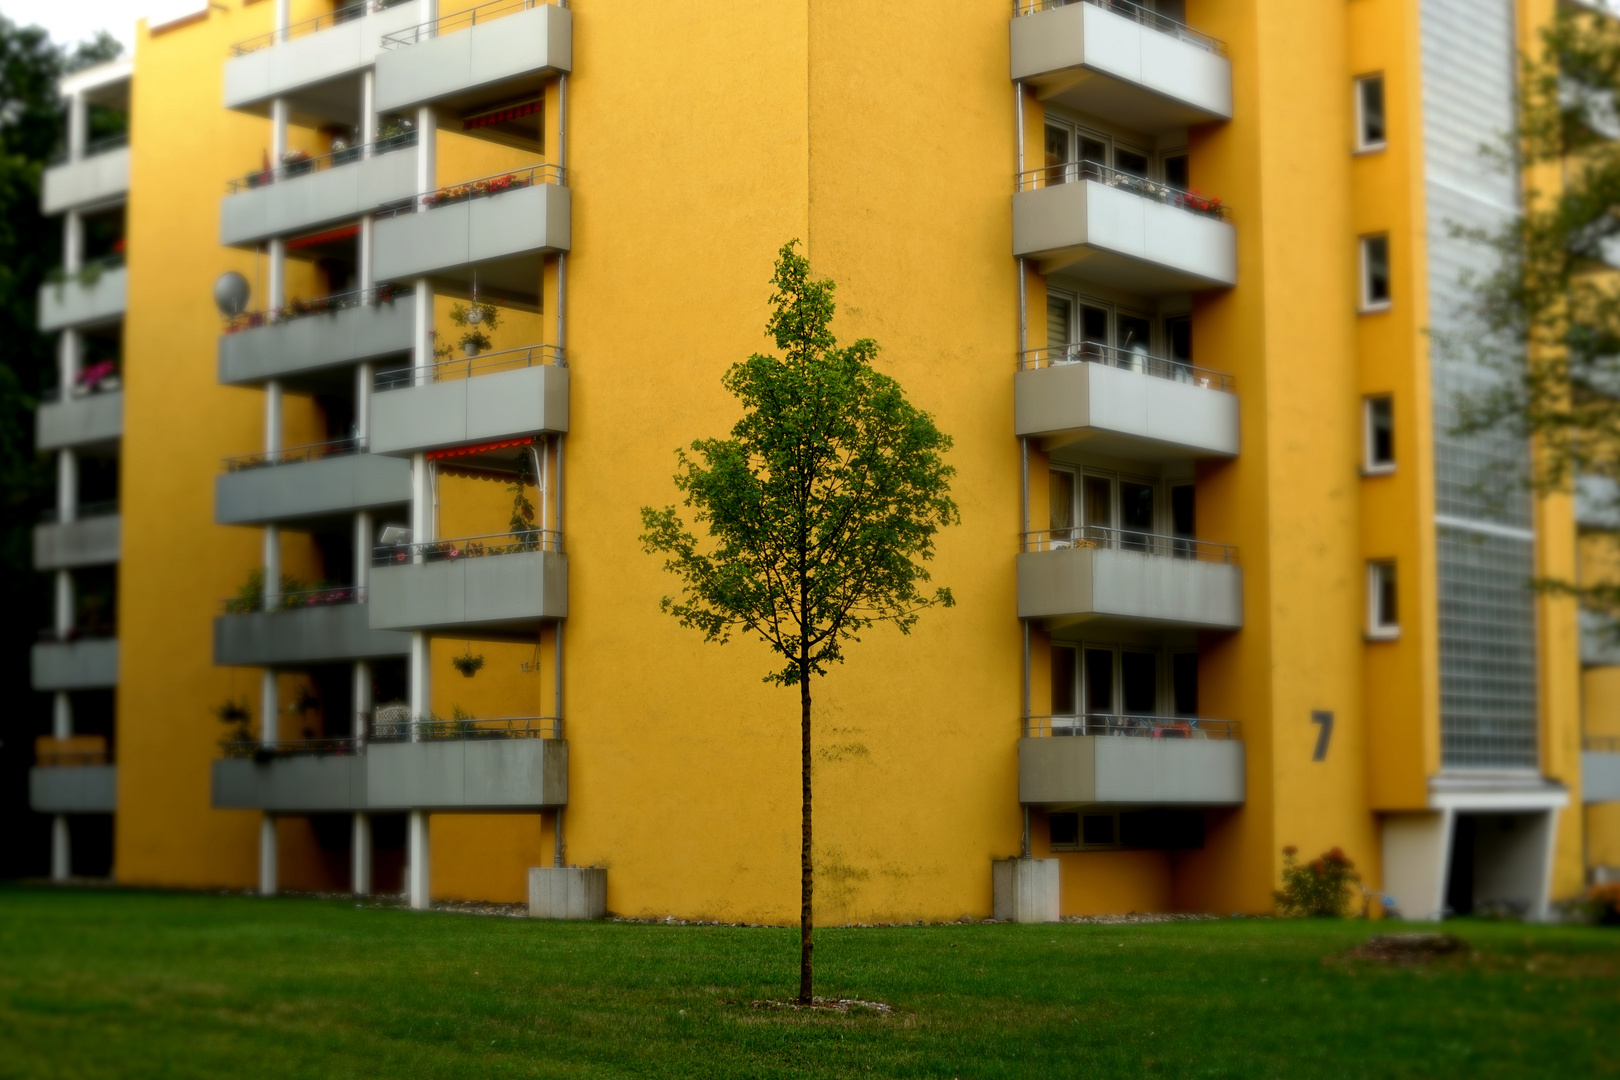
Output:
463,99,543,131
425,437,534,461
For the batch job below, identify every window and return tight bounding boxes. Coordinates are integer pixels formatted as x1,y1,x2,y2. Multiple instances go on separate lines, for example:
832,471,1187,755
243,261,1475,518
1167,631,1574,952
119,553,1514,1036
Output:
1172,653,1198,716
1368,561,1399,638
1363,395,1395,473
1355,75,1387,151
1050,812,1080,849
1360,235,1391,311
1040,118,1155,185
1162,152,1189,190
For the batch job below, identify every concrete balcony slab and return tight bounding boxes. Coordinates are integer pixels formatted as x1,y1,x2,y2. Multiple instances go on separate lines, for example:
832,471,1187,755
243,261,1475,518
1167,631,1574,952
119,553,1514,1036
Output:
1010,1,1231,133
29,764,117,814
1017,545,1242,631
216,453,411,526
1015,358,1237,459
222,145,418,247
375,3,571,117
1013,179,1235,292
43,147,130,215
37,390,123,452
370,548,567,635
34,514,120,571
31,638,118,691
371,362,569,456
215,602,412,667
38,265,127,332
373,181,569,304
1019,735,1245,807
219,295,416,387
1584,749,1620,803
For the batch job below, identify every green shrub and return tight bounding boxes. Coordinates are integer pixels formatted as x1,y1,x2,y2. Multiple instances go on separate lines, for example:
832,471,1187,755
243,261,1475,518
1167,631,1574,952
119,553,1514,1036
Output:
1274,845,1360,918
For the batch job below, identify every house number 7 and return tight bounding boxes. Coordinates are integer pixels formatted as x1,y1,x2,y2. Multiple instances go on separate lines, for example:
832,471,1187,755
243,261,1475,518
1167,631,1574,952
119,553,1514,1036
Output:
1311,711,1333,761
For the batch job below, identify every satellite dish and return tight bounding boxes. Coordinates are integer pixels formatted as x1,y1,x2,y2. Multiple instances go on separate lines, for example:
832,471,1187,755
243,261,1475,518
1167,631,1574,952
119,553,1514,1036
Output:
214,271,250,317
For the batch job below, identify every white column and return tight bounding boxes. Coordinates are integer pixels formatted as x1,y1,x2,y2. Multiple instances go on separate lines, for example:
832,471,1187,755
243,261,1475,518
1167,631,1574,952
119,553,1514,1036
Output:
355,365,373,443
274,0,291,38
360,70,377,150
415,107,436,199
63,212,83,274
259,813,278,896
263,378,282,616
66,93,87,162
351,644,372,895
261,670,278,747
54,569,74,637
352,812,373,896
53,692,72,739
57,449,77,523
407,809,430,909
268,98,288,322
51,816,70,882
58,331,81,399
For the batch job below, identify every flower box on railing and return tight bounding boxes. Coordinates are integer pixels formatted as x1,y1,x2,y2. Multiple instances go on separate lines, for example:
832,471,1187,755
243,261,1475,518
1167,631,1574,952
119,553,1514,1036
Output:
224,284,403,334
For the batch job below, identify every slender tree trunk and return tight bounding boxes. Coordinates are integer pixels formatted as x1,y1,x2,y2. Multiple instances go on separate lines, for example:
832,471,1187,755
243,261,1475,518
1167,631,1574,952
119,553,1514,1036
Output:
799,648,813,1004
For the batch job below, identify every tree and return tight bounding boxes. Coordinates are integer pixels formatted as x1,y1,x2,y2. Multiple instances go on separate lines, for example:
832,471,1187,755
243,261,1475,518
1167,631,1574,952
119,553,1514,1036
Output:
640,242,959,1003
1448,7,1620,625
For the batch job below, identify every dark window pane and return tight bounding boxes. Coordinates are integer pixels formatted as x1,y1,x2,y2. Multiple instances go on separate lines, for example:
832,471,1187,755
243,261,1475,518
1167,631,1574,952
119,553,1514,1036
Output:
1360,76,1386,146
1044,125,1068,172
1051,813,1080,847
1120,482,1155,547
1116,313,1152,362
1080,304,1109,351
1167,315,1192,363
1368,396,1394,465
1163,153,1189,189
1115,148,1149,177
1049,470,1075,534
1121,652,1157,714
1173,653,1198,716
1082,814,1116,845
1047,296,1071,350
1364,236,1391,305
1084,476,1112,533
1052,645,1077,715
1171,485,1195,537
1079,137,1107,177
1085,649,1114,713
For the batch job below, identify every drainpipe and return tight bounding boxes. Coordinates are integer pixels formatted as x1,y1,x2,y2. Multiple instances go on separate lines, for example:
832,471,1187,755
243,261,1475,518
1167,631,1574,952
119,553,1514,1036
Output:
1016,80,1033,863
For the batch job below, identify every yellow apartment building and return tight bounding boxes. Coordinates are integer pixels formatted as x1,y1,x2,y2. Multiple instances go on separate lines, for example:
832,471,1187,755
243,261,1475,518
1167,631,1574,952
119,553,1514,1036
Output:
25,0,1616,921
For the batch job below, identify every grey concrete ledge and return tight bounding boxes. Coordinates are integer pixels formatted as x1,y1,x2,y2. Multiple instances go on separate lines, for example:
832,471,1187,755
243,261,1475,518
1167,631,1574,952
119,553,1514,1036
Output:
370,548,568,635
37,390,123,452
224,2,420,115
211,737,568,812
38,265,127,332
215,602,412,667
34,514,120,571
371,363,569,456
43,147,130,215
218,296,416,386
31,638,118,691
372,182,570,294
30,764,117,814
1584,750,1620,804
1017,546,1242,630
1019,735,1245,807
222,146,418,247
1015,362,1237,459
375,3,572,115
215,453,412,526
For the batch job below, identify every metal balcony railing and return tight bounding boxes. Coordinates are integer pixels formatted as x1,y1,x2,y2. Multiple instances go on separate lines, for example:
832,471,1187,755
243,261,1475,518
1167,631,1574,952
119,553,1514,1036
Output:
1019,341,1234,391
1022,526,1236,563
1016,159,1228,220
45,252,126,292
37,626,116,643
223,584,366,616
39,500,119,523
1023,714,1241,739
373,528,563,566
380,0,566,49
225,131,418,193
223,283,406,334
376,163,566,219
219,714,561,758
1010,0,1223,54
230,0,416,55
374,343,565,391
223,436,365,473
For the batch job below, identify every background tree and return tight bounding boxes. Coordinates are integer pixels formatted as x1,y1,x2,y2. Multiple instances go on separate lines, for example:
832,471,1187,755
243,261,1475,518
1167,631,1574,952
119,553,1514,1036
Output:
640,242,958,1004
0,19,121,878
1449,7,1620,627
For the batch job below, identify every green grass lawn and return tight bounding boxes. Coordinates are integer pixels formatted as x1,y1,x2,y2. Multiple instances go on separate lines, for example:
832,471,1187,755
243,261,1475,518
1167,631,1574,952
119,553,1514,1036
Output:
0,885,1617,1078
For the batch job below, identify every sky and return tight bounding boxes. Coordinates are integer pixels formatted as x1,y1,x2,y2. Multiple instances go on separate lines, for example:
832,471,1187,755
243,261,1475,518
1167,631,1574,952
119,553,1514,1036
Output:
0,0,207,53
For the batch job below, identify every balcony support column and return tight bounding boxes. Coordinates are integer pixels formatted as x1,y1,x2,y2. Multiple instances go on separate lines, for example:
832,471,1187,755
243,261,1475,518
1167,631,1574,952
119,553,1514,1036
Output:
259,813,278,896
53,691,72,739
407,810,430,909
57,329,81,398
54,569,74,638
66,92,87,163
352,813,373,896
51,815,70,882
274,0,290,39
57,448,77,523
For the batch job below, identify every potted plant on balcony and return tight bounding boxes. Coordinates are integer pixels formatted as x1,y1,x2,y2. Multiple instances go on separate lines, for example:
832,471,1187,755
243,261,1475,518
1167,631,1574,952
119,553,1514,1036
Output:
215,698,254,755
281,148,313,178
452,647,485,678
430,299,500,362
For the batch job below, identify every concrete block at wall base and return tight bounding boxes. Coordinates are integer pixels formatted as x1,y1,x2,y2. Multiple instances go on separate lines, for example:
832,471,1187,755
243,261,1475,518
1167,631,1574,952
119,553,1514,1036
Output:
992,857,1060,923
529,867,606,920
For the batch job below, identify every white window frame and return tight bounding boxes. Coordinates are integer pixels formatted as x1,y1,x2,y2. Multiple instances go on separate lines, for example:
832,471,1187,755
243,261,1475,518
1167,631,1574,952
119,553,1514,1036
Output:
1359,234,1392,312
1354,74,1387,153
1367,560,1400,640
1362,395,1395,475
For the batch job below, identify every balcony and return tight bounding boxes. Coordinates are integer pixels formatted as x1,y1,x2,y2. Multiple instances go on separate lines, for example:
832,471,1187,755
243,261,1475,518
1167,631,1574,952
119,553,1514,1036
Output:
31,635,118,691
215,439,411,527
1017,528,1242,631
374,0,572,119
1010,0,1232,133
1014,343,1237,459
1012,164,1235,292
42,139,129,215
221,137,419,247
30,735,117,814
37,259,127,332
34,508,120,570
211,719,568,812
1019,716,1244,807
1585,735,1620,803
372,166,570,305
371,345,568,456
37,387,122,451
224,0,422,125
370,531,568,636
215,587,411,666
219,287,415,388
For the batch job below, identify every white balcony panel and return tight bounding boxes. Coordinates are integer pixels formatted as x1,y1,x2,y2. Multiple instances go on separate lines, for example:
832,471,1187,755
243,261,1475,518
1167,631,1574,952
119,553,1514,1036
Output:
214,604,411,667
34,515,120,571
1017,546,1242,630
215,454,412,526
1015,362,1236,459
30,764,118,814
37,390,122,452
1013,180,1235,292
373,182,569,302
370,549,568,635
219,296,416,387
1577,474,1620,529
371,365,569,456
38,266,127,332
374,4,572,116
31,638,118,691
1582,609,1620,666
1010,2,1231,132
223,2,421,122
42,148,130,215
221,147,418,247
1585,751,1620,803
1019,736,1245,807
